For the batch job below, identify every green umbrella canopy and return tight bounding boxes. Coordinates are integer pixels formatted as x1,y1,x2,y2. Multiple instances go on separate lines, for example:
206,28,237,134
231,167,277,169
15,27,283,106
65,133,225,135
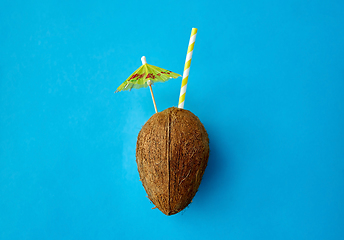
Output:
115,56,181,93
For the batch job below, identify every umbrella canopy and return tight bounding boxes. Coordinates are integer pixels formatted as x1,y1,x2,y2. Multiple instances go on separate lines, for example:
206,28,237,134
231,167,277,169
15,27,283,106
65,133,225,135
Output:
115,56,181,93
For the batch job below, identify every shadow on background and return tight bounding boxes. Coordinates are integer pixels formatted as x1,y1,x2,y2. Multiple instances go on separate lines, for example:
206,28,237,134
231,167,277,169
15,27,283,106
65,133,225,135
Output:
191,122,234,212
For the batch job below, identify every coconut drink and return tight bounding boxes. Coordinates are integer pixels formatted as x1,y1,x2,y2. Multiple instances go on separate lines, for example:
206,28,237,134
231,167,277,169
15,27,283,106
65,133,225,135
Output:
115,28,207,215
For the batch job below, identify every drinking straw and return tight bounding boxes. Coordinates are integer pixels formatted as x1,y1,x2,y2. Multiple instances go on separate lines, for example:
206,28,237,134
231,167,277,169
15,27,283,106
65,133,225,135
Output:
178,28,198,109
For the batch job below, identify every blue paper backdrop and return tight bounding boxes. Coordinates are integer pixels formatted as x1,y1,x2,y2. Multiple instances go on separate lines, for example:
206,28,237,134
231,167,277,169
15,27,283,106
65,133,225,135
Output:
1,0,344,239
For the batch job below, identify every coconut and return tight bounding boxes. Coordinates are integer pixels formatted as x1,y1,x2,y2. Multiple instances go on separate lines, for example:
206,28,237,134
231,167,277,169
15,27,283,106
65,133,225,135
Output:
136,107,209,215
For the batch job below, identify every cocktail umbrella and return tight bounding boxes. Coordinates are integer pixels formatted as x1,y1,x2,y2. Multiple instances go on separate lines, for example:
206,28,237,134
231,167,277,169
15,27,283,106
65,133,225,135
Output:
115,56,181,113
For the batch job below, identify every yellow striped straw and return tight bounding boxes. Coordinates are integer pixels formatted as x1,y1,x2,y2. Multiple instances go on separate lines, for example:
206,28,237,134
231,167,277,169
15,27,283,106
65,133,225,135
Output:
178,28,198,109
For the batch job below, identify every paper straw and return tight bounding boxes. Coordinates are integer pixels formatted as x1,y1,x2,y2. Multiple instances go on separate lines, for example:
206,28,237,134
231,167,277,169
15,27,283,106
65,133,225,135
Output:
178,28,198,109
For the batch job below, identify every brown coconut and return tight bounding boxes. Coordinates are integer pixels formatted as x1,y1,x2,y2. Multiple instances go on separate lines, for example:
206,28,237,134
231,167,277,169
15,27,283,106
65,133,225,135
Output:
136,107,209,215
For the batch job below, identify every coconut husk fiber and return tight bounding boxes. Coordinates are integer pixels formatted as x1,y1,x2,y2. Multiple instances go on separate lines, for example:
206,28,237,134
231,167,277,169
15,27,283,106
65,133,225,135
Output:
136,107,209,215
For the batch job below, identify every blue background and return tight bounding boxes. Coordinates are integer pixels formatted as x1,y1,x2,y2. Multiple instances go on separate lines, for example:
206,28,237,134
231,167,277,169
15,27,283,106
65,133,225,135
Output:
1,0,344,239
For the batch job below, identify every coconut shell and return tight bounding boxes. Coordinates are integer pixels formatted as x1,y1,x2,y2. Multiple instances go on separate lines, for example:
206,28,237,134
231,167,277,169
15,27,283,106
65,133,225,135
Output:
136,107,209,215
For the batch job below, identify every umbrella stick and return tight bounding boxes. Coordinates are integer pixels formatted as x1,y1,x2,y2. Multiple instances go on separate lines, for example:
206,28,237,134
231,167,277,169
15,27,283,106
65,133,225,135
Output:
149,85,158,113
